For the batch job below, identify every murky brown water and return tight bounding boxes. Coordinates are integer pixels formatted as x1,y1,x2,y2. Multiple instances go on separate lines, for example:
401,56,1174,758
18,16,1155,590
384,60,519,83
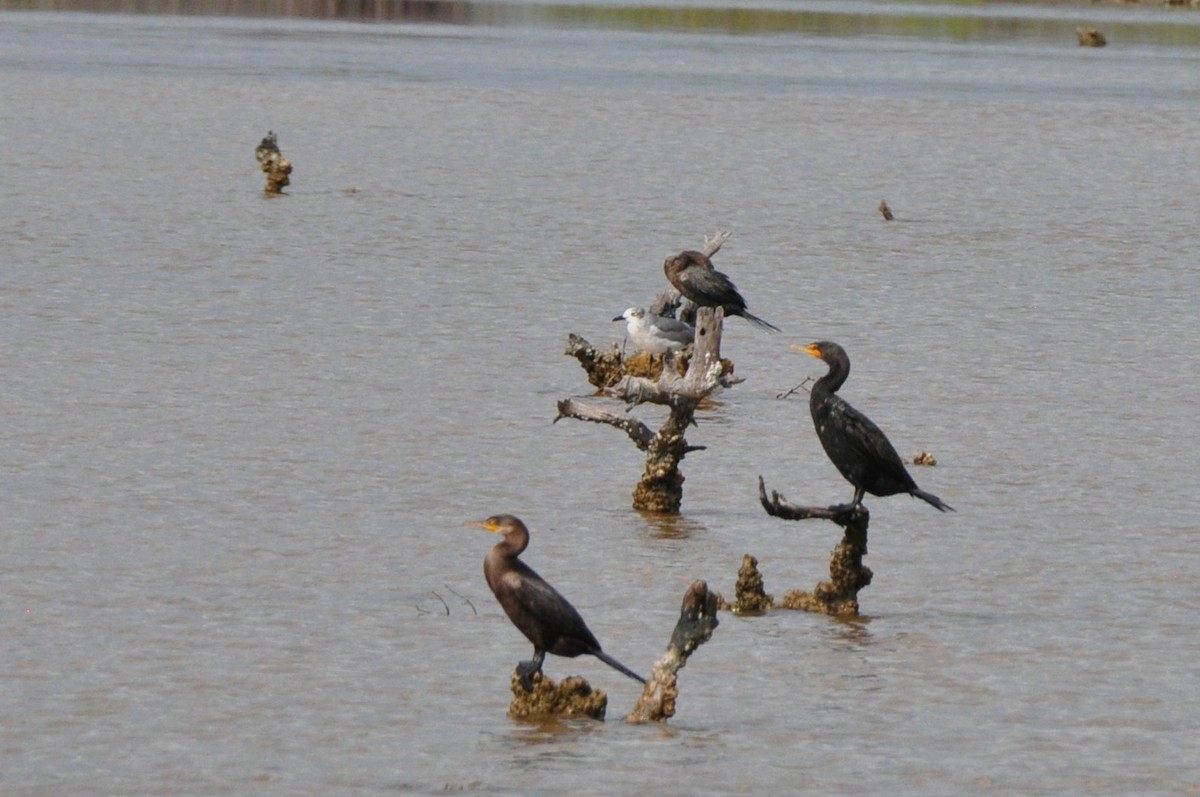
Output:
2,3,1199,795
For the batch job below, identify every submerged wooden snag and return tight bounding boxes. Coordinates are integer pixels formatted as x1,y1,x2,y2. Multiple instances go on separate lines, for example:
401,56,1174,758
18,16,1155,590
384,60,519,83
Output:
878,200,895,221
255,130,292,194
507,671,608,721
557,307,734,513
626,580,720,724
912,450,938,467
755,476,873,617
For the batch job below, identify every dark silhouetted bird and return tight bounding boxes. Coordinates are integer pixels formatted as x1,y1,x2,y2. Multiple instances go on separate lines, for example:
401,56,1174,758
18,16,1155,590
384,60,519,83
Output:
466,514,646,690
663,250,779,332
794,341,953,512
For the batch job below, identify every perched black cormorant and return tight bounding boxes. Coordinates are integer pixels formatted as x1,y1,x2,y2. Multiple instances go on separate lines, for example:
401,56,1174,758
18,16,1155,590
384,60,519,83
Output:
466,515,646,689
663,250,780,332
794,341,953,512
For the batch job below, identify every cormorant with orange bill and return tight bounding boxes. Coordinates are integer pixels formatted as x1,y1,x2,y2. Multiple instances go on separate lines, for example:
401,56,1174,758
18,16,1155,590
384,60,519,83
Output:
466,514,646,690
794,341,953,512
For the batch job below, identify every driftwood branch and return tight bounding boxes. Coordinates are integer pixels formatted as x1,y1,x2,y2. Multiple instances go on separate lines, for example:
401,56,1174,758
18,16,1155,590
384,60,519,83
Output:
555,399,655,450
702,229,731,257
758,476,863,527
626,580,720,723
559,231,744,513
564,333,626,390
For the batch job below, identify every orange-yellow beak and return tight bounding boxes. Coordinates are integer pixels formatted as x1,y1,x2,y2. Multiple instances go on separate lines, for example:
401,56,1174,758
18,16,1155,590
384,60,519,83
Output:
788,342,821,359
464,518,501,533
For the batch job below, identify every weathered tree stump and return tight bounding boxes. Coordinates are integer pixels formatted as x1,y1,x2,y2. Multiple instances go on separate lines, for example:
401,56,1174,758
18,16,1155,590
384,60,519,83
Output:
507,671,608,721
557,307,736,513
254,130,292,194
753,476,873,617
626,580,720,723
557,232,744,512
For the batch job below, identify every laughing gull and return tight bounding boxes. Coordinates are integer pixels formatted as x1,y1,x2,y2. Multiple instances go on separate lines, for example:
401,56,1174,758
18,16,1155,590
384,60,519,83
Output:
613,307,695,355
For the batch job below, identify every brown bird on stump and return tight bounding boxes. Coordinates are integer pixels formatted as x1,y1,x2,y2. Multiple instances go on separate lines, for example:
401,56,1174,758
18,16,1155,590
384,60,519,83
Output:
466,514,646,690
794,341,953,512
663,250,780,332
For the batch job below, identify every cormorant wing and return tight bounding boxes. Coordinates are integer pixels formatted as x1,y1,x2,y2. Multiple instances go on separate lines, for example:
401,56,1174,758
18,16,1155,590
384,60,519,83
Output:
836,399,916,486
503,560,601,654
676,265,738,300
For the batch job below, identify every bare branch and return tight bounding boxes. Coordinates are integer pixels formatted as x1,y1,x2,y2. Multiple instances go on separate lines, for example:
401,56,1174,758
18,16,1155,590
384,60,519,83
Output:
755,476,873,616
555,399,655,449
776,375,812,400
702,229,731,257
757,475,863,523
564,333,625,390
648,289,682,318
558,236,738,513
443,583,477,615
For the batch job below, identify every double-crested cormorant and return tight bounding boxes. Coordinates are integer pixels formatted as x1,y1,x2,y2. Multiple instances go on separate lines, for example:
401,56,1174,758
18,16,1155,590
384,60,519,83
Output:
466,515,646,689
663,250,780,332
613,306,694,355
794,341,953,512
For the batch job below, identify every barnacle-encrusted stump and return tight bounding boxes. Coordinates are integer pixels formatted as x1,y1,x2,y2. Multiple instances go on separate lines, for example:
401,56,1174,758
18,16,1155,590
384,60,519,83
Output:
731,554,773,614
507,671,607,721
556,231,743,513
557,307,736,513
627,580,719,723
754,476,873,617
255,130,292,194
564,335,627,391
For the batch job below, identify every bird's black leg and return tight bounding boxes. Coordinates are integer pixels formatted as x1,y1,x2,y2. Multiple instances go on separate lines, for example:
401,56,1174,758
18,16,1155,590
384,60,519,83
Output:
516,649,546,691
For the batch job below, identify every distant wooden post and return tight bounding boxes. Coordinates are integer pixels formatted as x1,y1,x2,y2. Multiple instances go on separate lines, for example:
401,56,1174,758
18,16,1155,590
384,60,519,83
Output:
255,131,292,194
